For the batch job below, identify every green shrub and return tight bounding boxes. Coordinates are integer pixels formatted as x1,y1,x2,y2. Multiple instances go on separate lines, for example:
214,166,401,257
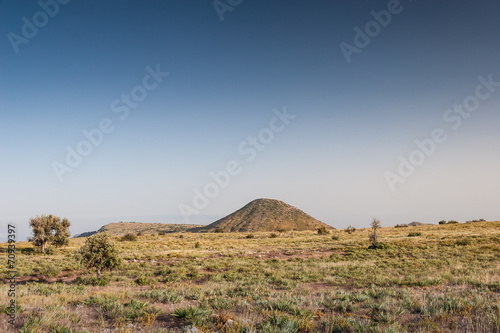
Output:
395,224,408,228
120,233,137,241
331,235,339,240
270,233,278,238
278,228,287,233
195,241,201,248
447,220,459,224
408,232,422,237
158,232,166,236
214,228,224,233
246,234,254,239
439,220,447,225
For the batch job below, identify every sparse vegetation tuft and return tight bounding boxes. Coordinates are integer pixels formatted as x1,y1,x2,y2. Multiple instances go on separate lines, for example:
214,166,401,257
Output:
120,233,138,241
317,226,330,235
455,238,472,246
466,218,486,223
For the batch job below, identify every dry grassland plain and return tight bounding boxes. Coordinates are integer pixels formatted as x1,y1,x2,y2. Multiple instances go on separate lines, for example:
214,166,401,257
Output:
1,221,499,332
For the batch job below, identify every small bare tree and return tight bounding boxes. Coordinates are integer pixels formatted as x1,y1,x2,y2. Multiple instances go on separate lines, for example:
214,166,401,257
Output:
369,218,381,245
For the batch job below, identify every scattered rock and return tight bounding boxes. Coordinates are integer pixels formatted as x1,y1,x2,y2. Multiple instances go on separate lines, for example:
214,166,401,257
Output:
26,307,42,311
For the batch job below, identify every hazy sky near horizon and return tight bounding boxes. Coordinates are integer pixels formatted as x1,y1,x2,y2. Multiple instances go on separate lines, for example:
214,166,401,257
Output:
1,0,500,241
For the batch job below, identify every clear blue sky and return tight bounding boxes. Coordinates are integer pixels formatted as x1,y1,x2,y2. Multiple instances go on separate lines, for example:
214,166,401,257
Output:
1,0,500,241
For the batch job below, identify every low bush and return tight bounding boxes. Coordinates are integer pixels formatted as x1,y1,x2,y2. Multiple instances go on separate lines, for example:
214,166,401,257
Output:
368,242,389,250
408,232,422,237
120,233,137,242
317,227,330,235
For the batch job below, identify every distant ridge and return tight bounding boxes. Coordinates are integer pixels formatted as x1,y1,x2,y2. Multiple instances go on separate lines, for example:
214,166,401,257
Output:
73,230,98,238
190,198,333,233
408,221,433,226
73,222,203,238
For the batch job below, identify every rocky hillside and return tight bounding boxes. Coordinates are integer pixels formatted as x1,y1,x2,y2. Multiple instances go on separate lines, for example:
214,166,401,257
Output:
190,198,333,232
